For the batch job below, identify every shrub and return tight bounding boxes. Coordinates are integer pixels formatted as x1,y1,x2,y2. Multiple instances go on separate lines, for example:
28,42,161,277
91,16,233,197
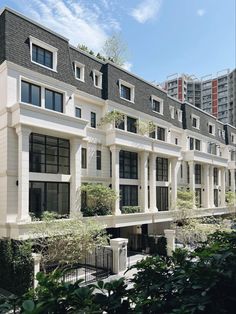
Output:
121,206,141,214
0,239,33,295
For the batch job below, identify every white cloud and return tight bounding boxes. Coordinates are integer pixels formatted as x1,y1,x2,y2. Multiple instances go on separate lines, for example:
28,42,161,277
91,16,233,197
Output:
122,61,133,71
131,0,162,23
197,9,206,17
15,0,121,52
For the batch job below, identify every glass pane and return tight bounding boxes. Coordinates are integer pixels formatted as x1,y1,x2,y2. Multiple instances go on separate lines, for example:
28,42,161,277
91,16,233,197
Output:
37,46,45,65
46,136,57,146
46,183,58,211
54,93,63,112
31,134,45,145
32,45,37,62
21,81,30,103
76,67,81,79
29,182,44,217
59,139,69,148
33,143,45,154
46,164,58,173
58,184,69,215
59,156,69,167
31,85,41,106
59,147,69,157
45,89,53,110
46,145,58,156
45,50,53,68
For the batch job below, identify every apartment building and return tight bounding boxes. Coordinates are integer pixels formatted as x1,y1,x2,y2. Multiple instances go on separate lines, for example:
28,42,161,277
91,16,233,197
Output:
0,8,236,241
164,70,236,126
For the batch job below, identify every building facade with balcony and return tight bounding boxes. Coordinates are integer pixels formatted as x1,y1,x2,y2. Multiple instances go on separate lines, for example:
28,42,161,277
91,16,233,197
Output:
0,8,236,240
163,70,236,126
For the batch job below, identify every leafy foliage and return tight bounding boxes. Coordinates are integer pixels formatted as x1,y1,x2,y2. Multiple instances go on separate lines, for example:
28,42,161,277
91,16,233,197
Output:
121,206,141,214
0,239,33,295
136,120,156,136
2,231,236,313
101,33,128,66
81,183,118,216
100,110,124,127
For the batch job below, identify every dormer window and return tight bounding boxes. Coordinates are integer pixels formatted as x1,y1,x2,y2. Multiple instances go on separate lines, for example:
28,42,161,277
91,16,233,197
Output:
192,114,200,129
29,36,58,71
119,79,135,102
93,70,102,89
151,95,163,114
75,62,85,82
208,122,215,135
170,106,175,119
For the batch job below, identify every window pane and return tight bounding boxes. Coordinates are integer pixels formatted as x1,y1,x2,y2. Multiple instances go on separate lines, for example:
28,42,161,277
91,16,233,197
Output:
75,107,81,118
21,81,30,103
121,85,131,100
45,50,53,68
46,183,58,211
58,184,69,215
29,182,45,217
76,67,81,79
32,45,37,63
54,92,63,112
31,84,41,106
45,89,53,110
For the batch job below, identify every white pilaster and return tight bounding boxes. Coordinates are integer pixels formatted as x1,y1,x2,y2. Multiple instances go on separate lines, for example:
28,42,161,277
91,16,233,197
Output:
110,145,121,215
164,229,176,257
170,158,180,210
203,164,210,208
16,126,31,222
140,151,149,212
70,137,82,216
149,153,157,212
220,167,226,207
230,169,235,193
110,238,128,274
188,161,195,207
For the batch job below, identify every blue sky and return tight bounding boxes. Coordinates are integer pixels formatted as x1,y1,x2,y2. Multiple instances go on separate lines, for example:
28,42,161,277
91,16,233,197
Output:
1,0,235,83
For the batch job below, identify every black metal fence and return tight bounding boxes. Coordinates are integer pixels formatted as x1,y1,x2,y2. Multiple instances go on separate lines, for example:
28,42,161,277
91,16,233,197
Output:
128,234,167,256
44,247,113,284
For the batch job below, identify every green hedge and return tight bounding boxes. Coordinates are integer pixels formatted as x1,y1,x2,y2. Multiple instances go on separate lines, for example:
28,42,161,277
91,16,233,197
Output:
81,207,111,217
0,239,33,295
121,206,141,214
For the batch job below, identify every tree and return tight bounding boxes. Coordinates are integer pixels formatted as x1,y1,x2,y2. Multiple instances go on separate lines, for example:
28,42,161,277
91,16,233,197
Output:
100,110,124,127
81,183,118,216
101,33,128,66
29,215,109,271
136,120,156,136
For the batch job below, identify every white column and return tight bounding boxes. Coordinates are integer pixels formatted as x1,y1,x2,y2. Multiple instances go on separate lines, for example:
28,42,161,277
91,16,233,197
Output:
230,169,235,193
164,229,176,257
170,158,180,210
16,126,31,222
149,153,157,212
203,164,210,208
209,165,214,207
140,151,149,212
110,238,128,274
110,145,121,215
32,253,41,288
220,167,226,207
70,137,82,217
188,161,195,207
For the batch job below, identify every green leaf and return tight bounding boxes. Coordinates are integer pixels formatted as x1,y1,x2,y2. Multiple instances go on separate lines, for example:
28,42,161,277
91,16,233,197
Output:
22,300,35,312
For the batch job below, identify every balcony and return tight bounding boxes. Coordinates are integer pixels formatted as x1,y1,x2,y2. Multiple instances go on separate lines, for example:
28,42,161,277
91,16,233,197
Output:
184,150,228,167
10,103,88,138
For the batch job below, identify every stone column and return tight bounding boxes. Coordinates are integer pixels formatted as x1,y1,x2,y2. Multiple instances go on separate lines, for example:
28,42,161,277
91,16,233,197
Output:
230,169,235,194
202,164,210,208
220,167,226,207
110,238,128,274
170,158,180,210
164,229,176,257
110,145,121,215
70,137,82,217
16,126,31,222
209,165,214,207
188,161,195,207
149,153,157,211
140,151,149,212
32,253,41,288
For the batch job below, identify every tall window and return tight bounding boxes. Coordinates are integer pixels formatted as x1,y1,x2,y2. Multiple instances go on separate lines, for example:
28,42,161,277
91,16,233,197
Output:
214,168,218,185
119,150,138,179
96,150,102,170
156,157,168,181
21,81,41,107
189,137,201,151
45,89,63,113
120,185,138,207
91,112,96,128
152,99,160,112
81,148,87,169
29,182,69,217
30,133,70,174
75,107,81,118
127,117,137,133
32,44,53,69
156,187,168,211
120,84,131,100
157,127,165,141
195,164,201,184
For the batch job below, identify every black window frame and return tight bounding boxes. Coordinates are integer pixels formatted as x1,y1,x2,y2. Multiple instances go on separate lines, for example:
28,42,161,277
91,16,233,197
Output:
214,168,218,185
156,186,169,211
29,133,70,175
45,88,63,113
32,44,53,69
127,116,137,133
120,185,138,207
119,150,138,179
195,164,201,184
81,148,87,169
157,127,165,141
75,107,81,118
152,99,161,112
96,150,102,170
156,157,168,181
91,112,96,128
21,80,41,107
120,84,131,101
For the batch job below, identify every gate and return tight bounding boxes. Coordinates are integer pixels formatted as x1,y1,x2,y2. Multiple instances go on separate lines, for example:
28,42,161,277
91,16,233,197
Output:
44,247,113,284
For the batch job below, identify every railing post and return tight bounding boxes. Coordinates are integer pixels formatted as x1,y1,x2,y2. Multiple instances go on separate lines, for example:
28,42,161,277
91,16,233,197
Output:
110,238,128,274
